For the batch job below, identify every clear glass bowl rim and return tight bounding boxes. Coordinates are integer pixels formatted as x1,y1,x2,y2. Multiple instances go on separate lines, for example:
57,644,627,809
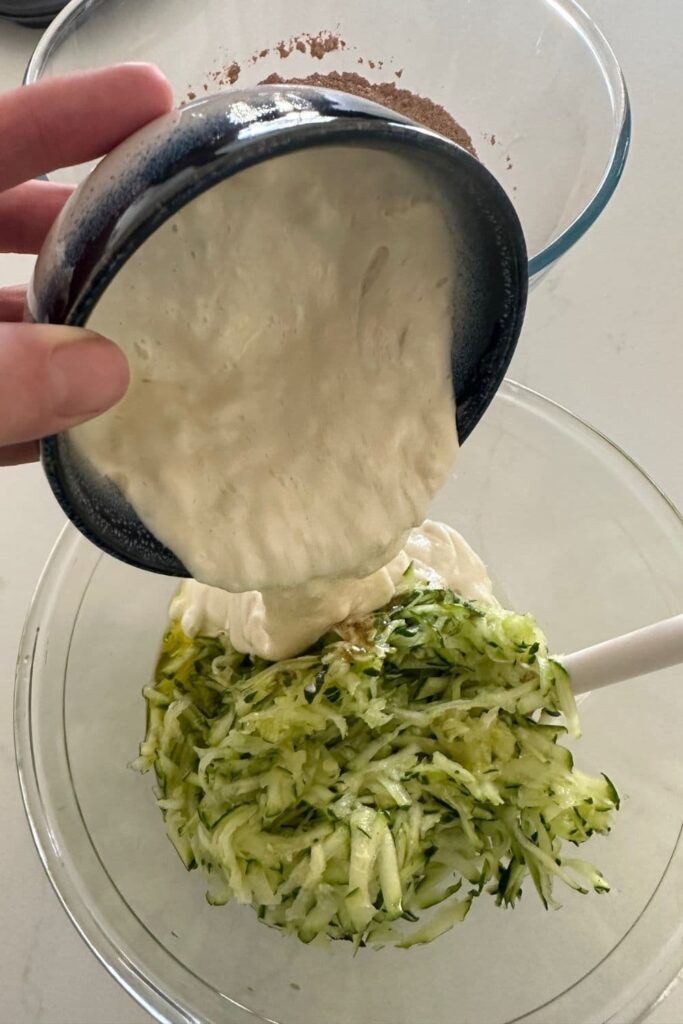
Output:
13,380,682,1024
23,0,631,279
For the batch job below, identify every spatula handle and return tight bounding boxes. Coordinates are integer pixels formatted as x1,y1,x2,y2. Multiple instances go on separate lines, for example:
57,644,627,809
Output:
559,614,683,694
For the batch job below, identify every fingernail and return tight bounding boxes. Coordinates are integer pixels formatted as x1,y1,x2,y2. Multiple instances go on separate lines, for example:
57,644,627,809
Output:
49,330,129,417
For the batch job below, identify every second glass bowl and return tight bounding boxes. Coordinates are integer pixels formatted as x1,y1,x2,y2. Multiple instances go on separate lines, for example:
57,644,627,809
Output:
15,382,683,1024
25,0,630,285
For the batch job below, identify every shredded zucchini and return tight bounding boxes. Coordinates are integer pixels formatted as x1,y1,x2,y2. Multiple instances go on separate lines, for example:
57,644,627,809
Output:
133,587,618,947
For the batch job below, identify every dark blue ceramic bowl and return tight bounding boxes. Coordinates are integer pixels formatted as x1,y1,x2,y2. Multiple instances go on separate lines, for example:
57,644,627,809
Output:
0,0,67,26
28,85,528,578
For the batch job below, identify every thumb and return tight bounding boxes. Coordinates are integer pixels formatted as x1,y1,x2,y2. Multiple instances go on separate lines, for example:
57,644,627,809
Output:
0,322,129,447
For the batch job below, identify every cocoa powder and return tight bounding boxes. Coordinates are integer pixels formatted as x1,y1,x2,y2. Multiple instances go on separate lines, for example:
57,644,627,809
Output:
259,71,476,156
272,32,347,62
195,39,476,157
208,60,240,87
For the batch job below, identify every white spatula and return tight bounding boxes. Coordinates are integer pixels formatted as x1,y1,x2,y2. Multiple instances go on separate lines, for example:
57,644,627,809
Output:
559,613,683,694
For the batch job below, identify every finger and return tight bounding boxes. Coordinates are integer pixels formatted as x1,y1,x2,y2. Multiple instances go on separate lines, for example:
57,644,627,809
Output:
0,323,129,446
0,63,174,191
0,284,26,321
0,180,74,253
0,441,39,467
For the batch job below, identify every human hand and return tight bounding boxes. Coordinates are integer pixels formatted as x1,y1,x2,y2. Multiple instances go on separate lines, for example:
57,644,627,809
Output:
0,64,173,466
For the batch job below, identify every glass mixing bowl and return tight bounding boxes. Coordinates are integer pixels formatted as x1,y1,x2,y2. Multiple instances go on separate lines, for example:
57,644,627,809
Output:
24,0,630,286
15,382,683,1024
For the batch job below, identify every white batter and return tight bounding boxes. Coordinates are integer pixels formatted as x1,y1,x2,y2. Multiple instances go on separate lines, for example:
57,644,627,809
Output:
171,520,495,661
71,146,459,593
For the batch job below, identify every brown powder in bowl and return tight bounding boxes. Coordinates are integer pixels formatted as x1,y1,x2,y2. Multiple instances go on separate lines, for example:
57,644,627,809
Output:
260,70,476,157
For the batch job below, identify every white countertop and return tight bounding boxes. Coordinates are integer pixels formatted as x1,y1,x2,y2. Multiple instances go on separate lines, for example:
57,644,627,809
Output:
0,5,681,1022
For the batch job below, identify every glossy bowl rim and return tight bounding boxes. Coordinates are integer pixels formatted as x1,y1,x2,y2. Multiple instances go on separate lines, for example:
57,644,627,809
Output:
14,379,683,1024
23,0,631,279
